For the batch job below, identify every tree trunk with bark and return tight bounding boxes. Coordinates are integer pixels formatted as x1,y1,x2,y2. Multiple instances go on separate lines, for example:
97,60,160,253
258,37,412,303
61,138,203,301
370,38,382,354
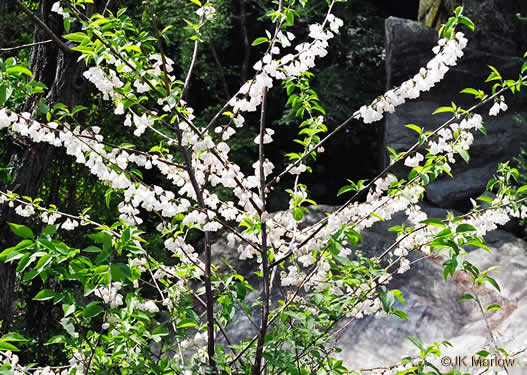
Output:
0,0,97,334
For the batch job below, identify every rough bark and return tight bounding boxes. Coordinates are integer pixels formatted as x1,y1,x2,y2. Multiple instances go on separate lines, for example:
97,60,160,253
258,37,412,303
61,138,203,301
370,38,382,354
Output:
0,0,95,334
418,0,461,30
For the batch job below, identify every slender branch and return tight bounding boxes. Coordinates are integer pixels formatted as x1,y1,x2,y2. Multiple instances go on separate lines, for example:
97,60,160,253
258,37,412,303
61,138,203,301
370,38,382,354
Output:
182,37,200,101
147,0,171,95
252,88,270,375
0,40,53,52
474,294,510,375
103,0,112,15
239,0,250,83
168,120,217,370
14,0,74,55
270,75,527,269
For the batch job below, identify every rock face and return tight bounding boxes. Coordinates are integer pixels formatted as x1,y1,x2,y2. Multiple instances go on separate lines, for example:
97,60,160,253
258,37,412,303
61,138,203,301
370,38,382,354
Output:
384,11,527,209
213,205,527,373
335,204,527,374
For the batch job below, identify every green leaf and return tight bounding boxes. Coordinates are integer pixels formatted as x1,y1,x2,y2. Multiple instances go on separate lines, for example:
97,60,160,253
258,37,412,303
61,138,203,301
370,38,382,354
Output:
481,276,500,292
16,252,32,273
0,249,23,263
380,290,395,312
405,124,422,134
64,32,88,43
393,310,408,320
63,303,75,317
337,185,354,196
111,263,131,282
251,37,269,46
82,246,102,253
391,289,406,304
407,336,425,352
42,225,58,236
433,106,454,115
46,335,67,345
465,239,490,253
487,304,501,311
477,195,493,204
33,289,56,301
460,88,480,96
285,10,294,25
476,350,489,357
458,293,474,301
0,84,12,106
1,333,26,342
0,341,19,351
420,218,446,228
458,149,470,163
63,17,71,33
516,185,527,195
177,319,198,329
292,207,304,221
35,253,52,272
458,16,475,31
81,302,104,318
6,66,33,78
7,223,34,239
456,223,476,233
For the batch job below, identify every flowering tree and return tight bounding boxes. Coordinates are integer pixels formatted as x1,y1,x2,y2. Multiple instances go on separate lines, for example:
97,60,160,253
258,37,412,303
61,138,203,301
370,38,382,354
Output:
0,1,527,374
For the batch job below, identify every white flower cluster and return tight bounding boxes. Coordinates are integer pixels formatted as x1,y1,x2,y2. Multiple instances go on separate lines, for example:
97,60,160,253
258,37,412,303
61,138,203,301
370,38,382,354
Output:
1,351,73,375
42,210,62,224
348,296,383,319
81,67,261,224
404,152,424,168
93,282,124,308
489,95,508,116
51,1,68,18
229,14,343,114
15,204,35,217
180,330,207,350
0,108,16,129
136,299,159,313
358,32,469,124
271,175,426,297
403,113,484,173
123,111,155,137
83,66,123,101
61,218,79,231
2,111,205,228
253,128,275,145
196,5,216,20
164,236,204,274
69,350,87,374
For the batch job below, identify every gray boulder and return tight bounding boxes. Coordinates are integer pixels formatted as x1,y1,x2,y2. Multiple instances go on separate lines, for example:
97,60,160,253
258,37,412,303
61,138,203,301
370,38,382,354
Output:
211,204,527,373
384,16,526,209
339,222,527,375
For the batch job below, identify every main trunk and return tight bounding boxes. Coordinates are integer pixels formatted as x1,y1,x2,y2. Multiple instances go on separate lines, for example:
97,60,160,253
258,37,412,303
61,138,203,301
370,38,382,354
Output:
0,0,93,334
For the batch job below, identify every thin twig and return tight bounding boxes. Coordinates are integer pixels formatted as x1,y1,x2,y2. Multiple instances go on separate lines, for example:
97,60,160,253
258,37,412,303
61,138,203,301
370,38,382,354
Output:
0,40,53,52
146,0,171,95
252,88,270,375
239,0,250,83
182,35,200,101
